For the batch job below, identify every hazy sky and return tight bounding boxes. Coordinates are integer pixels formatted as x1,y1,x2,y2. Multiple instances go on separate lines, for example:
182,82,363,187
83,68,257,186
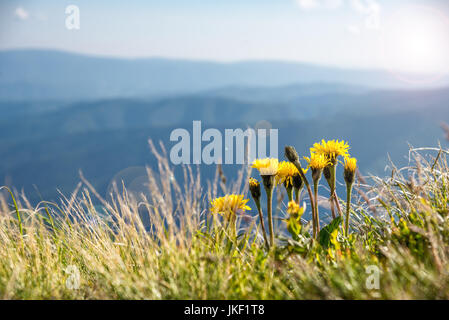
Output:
1,0,449,73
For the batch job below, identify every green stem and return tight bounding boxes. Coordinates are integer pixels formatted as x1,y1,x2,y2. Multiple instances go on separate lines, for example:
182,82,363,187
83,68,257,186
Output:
261,175,276,248
328,164,337,219
266,188,275,247
285,183,293,202
313,180,320,238
294,186,303,204
222,214,237,250
291,160,316,237
333,190,343,216
254,199,269,249
330,195,336,219
231,214,237,240
294,187,299,204
345,183,353,237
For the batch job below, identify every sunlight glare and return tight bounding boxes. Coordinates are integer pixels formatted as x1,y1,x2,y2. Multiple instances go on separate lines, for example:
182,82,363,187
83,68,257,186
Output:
381,6,449,80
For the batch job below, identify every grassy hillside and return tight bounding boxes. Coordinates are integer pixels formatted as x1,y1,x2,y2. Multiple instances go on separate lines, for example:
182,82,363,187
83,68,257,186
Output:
1,143,448,299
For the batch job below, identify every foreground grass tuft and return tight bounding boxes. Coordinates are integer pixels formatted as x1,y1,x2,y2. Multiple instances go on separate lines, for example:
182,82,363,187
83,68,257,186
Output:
0,145,449,299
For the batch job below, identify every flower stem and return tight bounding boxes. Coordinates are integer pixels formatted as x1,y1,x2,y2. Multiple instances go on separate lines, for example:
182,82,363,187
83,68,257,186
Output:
311,168,322,240
285,183,293,202
330,195,336,219
333,190,343,216
225,214,237,241
266,187,274,247
327,164,337,219
313,180,320,238
294,186,303,204
345,183,353,237
262,175,275,248
290,160,316,237
254,199,269,249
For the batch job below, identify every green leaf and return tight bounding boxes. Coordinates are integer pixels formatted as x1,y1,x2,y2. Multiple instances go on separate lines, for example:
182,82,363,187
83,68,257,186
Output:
319,216,342,249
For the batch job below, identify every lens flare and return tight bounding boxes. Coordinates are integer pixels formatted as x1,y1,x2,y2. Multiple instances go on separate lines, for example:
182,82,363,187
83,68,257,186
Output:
380,5,449,85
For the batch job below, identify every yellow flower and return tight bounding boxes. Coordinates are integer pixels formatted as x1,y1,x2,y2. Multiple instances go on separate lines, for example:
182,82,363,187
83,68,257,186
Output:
210,194,251,217
249,177,260,188
344,156,357,173
304,152,330,170
286,201,305,223
251,158,279,176
276,161,301,187
286,201,300,215
343,156,357,184
310,139,350,162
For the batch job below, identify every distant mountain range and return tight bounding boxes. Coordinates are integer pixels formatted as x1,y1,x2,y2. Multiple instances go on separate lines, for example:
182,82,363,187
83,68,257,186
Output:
0,50,448,203
1,49,446,101
1,87,448,202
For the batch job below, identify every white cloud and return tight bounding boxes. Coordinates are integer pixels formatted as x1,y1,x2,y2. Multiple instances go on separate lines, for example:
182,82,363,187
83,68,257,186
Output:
15,7,29,20
296,0,343,10
350,0,381,29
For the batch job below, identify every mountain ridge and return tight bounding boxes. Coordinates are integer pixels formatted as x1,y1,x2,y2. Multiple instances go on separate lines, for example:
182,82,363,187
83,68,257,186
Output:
2,49,445,101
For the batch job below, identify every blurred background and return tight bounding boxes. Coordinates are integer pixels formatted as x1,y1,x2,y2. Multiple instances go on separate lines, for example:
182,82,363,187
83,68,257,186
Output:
0,0,449,203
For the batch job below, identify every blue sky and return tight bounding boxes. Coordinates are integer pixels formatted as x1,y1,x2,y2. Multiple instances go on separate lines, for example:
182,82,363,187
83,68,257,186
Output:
1,0,449,73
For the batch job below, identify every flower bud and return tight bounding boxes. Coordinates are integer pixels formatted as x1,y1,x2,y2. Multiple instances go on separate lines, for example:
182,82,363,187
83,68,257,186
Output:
343,157,357,185
249,178,261,200
284,146,299,163
344,169,355,185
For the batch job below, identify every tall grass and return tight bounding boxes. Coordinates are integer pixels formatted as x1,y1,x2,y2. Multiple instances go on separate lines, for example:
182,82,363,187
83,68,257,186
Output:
0,143,448,299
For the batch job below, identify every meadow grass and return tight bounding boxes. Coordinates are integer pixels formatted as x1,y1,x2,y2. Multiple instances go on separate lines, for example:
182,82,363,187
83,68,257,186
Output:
0,142,449,299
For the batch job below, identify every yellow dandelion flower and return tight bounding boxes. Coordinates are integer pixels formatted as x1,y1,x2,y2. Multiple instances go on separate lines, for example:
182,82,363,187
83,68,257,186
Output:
304,152,330,170
210,194,251,217
344,156,357,173
310,139,350,162
286,201,300,215
251,158,279,176
276,161,300,187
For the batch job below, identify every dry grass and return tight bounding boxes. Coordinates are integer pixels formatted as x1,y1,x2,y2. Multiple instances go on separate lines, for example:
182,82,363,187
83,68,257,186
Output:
0,142,449,299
